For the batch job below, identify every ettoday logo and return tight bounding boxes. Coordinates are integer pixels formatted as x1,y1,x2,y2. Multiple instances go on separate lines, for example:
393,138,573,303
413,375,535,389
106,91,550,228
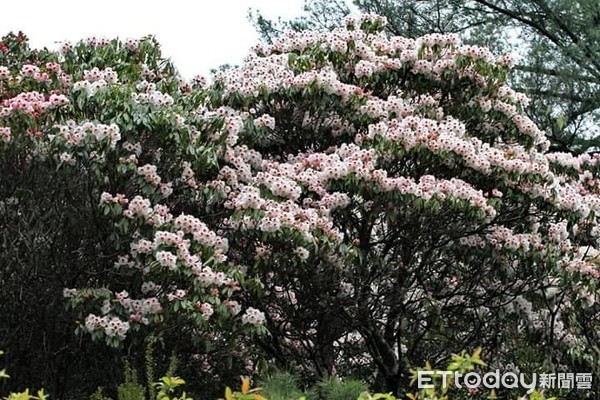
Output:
417,370,593,394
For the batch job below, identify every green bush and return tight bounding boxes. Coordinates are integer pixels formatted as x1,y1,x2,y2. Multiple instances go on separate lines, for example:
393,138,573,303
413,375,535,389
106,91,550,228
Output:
90,387,113,400
316,377,369,400
260,372,316,400
117,362,146,400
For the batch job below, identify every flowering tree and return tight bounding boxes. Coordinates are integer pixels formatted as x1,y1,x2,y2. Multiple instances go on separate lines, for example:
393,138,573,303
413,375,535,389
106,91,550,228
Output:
0,31,261,397
1,13,600,397
252,0,600,154
202,14,600,395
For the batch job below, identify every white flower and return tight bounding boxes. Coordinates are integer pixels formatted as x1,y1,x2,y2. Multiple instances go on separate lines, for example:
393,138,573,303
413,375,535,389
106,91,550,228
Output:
59,152,75,165
241,307,266,326
155,251,177,269
224,300,242,316
198,303,214,320
294,246,310,261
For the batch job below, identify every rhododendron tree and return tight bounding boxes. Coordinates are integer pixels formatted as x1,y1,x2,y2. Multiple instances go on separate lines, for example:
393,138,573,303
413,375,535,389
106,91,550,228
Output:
252,0,600,154
0,31,260,397
201,14,600,395
1,13,600,398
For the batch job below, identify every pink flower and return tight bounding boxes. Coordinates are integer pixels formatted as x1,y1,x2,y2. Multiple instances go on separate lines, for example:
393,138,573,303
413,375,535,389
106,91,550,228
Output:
0,127,11,142
241,307,266,326
155,251,177,270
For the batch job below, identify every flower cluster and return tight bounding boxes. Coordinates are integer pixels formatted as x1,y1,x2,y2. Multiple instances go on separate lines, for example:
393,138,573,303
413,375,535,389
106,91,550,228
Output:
85,314,130,338
82,67,118,83
132,82,174,107
241,307,266,326
53,120,121,149
253,114,276,130
1,91,69,118
0,127,10,142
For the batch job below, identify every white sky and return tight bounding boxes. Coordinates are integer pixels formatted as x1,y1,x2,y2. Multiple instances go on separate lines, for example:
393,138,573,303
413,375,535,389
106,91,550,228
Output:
2,0,304,78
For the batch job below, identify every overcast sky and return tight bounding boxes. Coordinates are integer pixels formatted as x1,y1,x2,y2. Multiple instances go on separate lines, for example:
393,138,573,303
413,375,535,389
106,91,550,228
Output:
2,0,304,78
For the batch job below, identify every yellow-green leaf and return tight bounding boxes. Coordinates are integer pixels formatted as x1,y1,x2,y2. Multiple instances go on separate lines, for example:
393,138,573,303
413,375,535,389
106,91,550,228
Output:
225,387,233,400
